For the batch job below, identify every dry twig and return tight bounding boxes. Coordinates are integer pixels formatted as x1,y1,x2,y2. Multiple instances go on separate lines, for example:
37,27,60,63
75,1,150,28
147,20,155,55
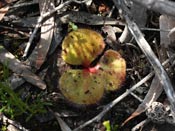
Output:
122,76,163,126
48,108,72,131
0,113,29,131
131,119,150,131
13,11,124,28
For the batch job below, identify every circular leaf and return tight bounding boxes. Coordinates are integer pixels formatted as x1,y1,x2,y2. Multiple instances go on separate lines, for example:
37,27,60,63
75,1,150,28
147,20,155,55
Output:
99,50,126,91
59,69,104,105
61,29,105,67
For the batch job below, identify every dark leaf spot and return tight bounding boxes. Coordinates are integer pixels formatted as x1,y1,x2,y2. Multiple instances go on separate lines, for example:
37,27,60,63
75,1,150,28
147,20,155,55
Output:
109,71,113,75
108,82,113,86
94,80,97,83
93,76,97,79
85,90,90,94
99,67,104,71
70,35,74,39
63,49,67,54
73,79,77,83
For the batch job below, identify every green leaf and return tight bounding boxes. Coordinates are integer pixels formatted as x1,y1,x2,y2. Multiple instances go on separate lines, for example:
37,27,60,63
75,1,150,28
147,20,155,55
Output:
68,22,78,31
59,69,105,105
61,29,105,67
103,120,111,131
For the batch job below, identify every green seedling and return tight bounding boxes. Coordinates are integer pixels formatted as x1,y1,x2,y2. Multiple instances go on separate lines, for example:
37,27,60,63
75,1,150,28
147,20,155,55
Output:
61,29,105,67
0,82,51,120
68,22,78,31
103,120,111,131
60,29,126,105
0,64,51,120
103,120,119,131
1,125,7,131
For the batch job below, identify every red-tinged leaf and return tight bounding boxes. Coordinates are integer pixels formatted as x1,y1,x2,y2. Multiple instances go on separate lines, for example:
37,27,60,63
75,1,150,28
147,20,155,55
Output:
98,3,109,13
99,50,126,91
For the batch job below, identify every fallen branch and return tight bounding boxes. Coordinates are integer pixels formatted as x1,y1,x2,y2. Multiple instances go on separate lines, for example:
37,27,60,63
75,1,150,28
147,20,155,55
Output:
115,0,175,115
13,11,124,27
59,11,124,25
130,0,175,17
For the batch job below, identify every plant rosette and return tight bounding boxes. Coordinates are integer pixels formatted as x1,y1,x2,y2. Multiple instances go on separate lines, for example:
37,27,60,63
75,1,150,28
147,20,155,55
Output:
59,29,126,105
